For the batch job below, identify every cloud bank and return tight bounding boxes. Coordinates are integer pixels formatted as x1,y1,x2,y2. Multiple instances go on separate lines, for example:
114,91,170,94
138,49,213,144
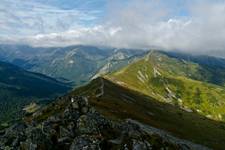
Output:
1,0,225,57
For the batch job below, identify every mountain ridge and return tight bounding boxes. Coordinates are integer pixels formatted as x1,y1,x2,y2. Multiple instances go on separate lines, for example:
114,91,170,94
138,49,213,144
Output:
107,50,225,121
1,77,223,149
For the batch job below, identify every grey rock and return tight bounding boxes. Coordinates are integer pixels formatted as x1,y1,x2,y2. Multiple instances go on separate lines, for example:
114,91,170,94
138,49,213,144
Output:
47,116,61,123
72,101,79,109
70,136,100,150
60,126,72,138
28,128,53,149
132,139,151,150
81,107,89,114
0,95,212,150
58,137,71,143
77,115,99,135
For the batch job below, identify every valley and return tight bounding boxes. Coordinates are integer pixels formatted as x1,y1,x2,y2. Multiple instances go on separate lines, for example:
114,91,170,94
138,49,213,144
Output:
0,45,147,86
0,60,71,126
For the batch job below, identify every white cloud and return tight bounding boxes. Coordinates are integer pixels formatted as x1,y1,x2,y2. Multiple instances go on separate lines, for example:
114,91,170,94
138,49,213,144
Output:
1,0,225,57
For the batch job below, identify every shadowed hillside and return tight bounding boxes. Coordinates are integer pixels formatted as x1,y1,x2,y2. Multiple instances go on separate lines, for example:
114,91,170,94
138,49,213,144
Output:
0,61,71,125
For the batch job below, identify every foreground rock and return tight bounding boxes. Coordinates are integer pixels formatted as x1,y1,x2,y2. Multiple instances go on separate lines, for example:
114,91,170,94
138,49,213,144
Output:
0,96,210,150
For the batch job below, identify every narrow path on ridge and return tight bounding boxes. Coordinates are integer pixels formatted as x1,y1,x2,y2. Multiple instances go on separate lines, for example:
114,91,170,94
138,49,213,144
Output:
96,78,104,97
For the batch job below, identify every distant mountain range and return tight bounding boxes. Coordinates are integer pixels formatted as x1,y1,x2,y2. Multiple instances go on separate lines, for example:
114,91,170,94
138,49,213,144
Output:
0,44,147,86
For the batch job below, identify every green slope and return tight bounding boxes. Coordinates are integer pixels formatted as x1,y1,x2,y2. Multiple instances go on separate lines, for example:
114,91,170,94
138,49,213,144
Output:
107,51,225,121
32,77,225,149
163,51,225,87
0,61,71,125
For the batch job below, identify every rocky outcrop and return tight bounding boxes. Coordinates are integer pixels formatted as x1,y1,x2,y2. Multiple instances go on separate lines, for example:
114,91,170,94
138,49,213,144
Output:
0,96,210,150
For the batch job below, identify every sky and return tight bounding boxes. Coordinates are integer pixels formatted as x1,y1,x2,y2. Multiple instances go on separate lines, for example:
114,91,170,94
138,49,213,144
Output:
1,0,225,57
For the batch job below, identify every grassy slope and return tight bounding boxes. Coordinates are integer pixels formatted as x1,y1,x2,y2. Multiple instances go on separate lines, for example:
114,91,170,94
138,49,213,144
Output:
163,51,225,87
107,51,225,121
33,78,225,149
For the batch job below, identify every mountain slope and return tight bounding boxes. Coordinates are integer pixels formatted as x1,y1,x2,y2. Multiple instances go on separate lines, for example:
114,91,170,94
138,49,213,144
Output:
107,51,225,121
162,51,225,87
0,61,71,124
0,44,146,86
70,78,225,149
6,77,224,149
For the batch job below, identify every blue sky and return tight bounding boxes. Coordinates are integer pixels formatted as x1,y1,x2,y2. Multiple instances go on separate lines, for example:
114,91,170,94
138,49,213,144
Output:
0,0,192,36
0,0,106,36
0,0,225,57
35,0,106,10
